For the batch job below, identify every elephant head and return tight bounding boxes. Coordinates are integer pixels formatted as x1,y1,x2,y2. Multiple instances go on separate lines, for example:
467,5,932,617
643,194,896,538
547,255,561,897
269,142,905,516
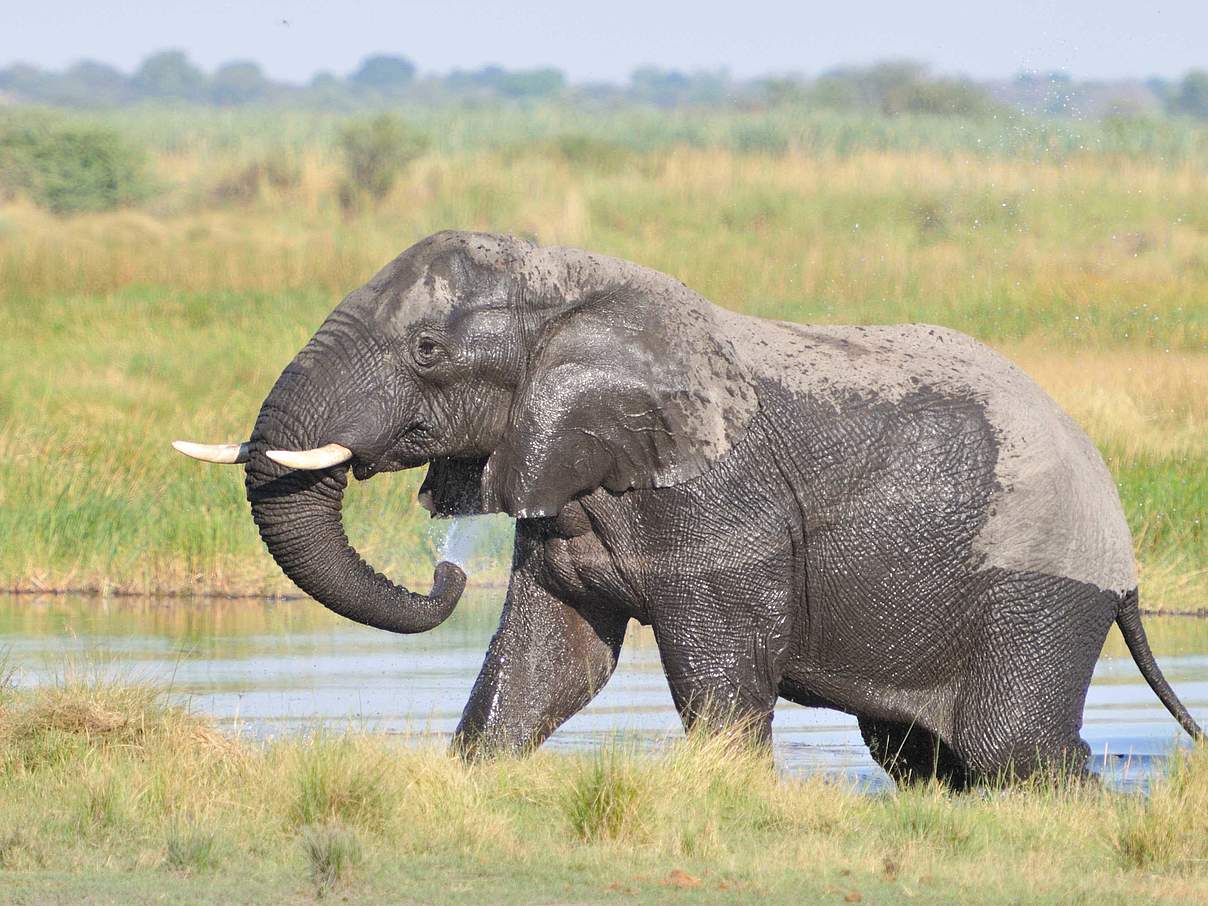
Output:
174,231,758,633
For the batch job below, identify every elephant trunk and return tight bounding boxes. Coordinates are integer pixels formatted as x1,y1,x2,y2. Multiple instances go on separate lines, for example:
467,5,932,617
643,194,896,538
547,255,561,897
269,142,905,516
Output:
245,428,465,635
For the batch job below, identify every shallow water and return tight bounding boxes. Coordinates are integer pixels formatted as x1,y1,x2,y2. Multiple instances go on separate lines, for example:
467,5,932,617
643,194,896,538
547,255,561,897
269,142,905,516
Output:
3,590,1205,790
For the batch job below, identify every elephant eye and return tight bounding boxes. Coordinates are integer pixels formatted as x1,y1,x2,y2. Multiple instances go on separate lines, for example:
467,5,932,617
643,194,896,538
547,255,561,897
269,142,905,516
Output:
413,334,444,367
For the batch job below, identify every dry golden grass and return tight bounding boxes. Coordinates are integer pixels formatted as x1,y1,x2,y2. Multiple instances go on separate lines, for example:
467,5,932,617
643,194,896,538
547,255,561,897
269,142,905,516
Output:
1,677,1205,903
1012,348,1208,461
4,147,1207,351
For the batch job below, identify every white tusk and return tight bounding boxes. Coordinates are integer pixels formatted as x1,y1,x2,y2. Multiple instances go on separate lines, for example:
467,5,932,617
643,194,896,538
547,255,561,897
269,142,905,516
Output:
265,443,353,470
172,440,250,464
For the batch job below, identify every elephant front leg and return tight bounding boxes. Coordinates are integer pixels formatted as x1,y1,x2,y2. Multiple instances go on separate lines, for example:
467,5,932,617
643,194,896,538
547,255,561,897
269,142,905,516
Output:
652,579,793,747
453,567,628,758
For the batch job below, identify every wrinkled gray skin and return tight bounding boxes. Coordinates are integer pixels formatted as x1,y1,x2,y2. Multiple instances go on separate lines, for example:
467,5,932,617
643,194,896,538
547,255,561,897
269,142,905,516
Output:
242,230,1202,787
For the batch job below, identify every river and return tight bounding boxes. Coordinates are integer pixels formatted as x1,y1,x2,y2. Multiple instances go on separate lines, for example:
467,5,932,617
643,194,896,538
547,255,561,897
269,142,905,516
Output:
3,590,1205,790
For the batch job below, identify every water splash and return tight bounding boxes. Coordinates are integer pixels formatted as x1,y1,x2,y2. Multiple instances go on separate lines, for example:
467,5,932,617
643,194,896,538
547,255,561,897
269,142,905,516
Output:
438,516,495,569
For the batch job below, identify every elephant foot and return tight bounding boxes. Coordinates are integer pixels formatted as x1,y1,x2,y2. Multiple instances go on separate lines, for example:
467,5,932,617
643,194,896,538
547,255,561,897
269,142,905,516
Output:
858,717,970,790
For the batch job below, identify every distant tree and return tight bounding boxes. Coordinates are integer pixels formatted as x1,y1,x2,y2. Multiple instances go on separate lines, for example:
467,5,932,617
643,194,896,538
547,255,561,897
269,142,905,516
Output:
1169,71,1208,119
0,60,130,106
861,61,932,111
807,75,863,111
309,72,342,92
444,64,503,94
350,55,417,93
629,67,730,106
498,67,565,98
210,61,270,105
445,65,565,99
57,61,130,105
0,64,56,101
891,78,999,117
630,66,688,103
757,77,809,107
306,71,353,108
813,61,998,118
1144,76,1173,106
131,50,206,101
338,114,428,207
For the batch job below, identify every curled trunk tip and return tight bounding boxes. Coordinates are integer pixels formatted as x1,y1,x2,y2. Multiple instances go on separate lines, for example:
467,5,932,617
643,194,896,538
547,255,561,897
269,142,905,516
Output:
246,458,467,635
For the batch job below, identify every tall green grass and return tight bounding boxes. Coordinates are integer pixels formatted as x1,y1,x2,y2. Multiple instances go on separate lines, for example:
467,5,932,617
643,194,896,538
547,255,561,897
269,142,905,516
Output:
1,678,1205,903
0,112,1204,602
35,103,1208,165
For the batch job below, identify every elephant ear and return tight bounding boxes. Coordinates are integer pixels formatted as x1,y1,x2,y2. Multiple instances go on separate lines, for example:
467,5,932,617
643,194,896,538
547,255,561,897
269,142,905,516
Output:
480,288,759,518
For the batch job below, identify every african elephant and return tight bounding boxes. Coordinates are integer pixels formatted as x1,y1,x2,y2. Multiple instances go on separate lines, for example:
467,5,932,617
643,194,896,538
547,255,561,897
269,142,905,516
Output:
175,230,1202,787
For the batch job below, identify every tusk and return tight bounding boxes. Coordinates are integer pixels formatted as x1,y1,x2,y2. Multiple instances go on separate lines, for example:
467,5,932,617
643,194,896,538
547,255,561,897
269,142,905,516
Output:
265,443,353,470
172,440,250,464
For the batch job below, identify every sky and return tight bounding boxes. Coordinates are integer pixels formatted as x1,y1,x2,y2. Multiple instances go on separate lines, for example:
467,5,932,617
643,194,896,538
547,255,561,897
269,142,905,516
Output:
3,0,1206,83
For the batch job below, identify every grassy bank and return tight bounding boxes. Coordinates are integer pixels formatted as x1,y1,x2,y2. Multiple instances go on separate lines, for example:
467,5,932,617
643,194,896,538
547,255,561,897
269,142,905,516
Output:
0,675,1205,904
1,111,1205,603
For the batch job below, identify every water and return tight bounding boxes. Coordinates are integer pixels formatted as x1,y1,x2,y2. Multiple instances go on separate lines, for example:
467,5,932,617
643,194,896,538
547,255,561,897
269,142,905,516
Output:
438,515,500,570
3,590,1205,790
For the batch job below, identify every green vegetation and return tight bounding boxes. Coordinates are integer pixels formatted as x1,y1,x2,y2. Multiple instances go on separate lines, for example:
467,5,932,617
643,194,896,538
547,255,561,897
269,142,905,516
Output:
0,105,1203,606
337,113,429,207
23,102,1208,165
0,113,149,213
0,676,1205,903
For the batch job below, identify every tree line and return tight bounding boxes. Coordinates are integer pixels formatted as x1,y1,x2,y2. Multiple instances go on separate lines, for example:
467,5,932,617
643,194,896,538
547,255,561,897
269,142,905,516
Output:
3,50,1208,119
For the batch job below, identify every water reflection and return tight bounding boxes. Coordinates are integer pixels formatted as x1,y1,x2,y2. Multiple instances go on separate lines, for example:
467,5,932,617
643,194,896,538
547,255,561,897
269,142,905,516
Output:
3,591,1204,790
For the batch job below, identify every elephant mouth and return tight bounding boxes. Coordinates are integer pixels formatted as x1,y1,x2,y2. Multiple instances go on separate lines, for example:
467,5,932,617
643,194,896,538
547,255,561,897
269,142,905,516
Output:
351,453,425,481
350,423,435,480
418,457,490,516
344,433,489,520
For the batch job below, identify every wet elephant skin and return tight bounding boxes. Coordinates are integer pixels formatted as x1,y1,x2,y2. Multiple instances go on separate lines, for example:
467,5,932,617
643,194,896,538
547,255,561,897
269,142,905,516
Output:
220,230,1201,786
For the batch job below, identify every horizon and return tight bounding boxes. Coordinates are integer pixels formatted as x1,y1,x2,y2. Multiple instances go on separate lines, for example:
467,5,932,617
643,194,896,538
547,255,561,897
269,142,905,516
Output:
3,0,1206,85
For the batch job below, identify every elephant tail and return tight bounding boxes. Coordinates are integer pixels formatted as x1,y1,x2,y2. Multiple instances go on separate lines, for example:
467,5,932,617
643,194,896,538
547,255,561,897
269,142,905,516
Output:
1116,588,1205,742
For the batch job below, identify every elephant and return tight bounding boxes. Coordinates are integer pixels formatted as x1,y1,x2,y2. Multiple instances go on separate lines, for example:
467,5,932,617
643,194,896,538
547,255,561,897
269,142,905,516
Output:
175,230,1203,787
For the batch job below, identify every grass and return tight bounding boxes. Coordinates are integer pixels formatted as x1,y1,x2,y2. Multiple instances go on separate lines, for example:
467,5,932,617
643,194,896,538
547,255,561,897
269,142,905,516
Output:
0,677,1206,903
42,103,1208,164
0,108,1205,606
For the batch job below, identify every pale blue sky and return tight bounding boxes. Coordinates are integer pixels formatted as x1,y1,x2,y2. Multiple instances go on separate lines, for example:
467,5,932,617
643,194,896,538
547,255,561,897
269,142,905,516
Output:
3,0,1205,82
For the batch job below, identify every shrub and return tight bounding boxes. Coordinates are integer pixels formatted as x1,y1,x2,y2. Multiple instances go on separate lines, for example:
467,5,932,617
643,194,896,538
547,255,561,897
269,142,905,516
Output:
548,134,634,172
565,749,647,843
210,152,301,205
164,824,221,872
0,116,150,214
884,786,978,853
301,823,362,895
288,736,390,831
78,770,127,832
0,829,27,869
337,114,428,207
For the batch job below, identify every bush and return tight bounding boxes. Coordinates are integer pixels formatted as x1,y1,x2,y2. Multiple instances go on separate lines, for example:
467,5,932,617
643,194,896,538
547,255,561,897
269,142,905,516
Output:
300,823,362,894
811,62,1001,119
288,736,390,831
565,749,647,843
210,152,300,205
337,114,428,207
0,116,149,214
164,824,221,872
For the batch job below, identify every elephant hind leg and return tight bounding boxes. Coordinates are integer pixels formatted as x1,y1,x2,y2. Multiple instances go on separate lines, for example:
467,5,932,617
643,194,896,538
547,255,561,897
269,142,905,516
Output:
947,570,1116,785
858,716,970,790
